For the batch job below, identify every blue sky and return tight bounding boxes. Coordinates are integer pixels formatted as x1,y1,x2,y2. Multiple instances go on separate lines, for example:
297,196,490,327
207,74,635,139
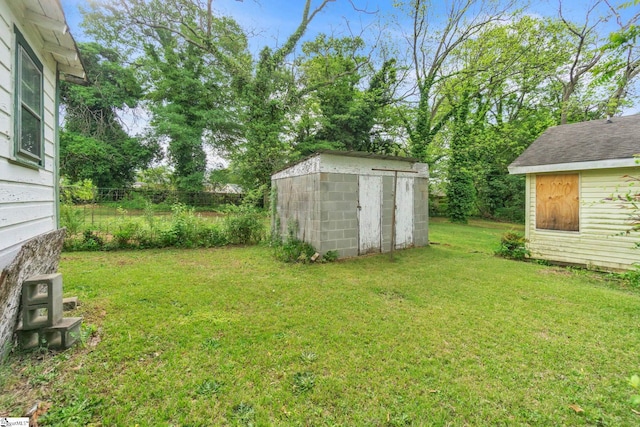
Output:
59,0,638,54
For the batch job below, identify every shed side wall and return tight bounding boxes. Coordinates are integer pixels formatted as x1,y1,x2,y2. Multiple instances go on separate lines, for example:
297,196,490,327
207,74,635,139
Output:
0,2,59,270
413,177,429,246
272,173,321,250
526,167,640,270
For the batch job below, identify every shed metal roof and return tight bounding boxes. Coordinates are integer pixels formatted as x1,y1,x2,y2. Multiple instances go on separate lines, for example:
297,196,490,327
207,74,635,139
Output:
509,114,640,174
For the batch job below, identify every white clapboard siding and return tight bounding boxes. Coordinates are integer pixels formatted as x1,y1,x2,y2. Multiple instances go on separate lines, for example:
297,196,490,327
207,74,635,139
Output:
526,167,640,270
0,0,60,269
0,202,54,228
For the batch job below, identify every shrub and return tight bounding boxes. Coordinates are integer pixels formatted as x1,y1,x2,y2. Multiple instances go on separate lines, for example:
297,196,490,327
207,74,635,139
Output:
272,220,337,263
274,235,316,263
620,266,640,288
223,208,265,245
60,205,85,236
495,231,530,261
112,221,142,247
323,250,339,262
196,223,229,247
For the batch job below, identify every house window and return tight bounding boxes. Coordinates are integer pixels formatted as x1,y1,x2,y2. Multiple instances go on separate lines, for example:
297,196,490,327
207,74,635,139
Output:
536,174,579,231
14,28,43,165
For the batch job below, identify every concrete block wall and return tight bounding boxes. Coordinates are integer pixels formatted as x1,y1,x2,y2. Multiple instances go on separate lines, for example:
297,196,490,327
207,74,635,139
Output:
318,173,359,258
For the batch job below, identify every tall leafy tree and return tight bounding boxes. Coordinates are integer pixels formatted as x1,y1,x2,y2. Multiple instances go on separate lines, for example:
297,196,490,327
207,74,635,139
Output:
294,35,399,156
439,17,571,221
230,1,342,194
393,0,517,164
60,42,158,188
82,0,347,196
82,0,250,192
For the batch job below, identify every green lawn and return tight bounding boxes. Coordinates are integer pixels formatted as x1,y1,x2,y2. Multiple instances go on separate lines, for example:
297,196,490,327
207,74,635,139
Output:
2,219,640,426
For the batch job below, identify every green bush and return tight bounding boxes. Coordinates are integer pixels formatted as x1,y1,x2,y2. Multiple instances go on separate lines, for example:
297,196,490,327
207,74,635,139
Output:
112,221,142,247
272,220,338,263
62,203,264,251
620,266,640,288
223,208,265,245
495,231,530,261
274,235,316,263
60,205,85,237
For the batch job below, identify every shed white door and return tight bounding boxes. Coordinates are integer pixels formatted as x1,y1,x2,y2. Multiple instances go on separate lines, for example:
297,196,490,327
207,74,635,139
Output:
358,175,382,254
395,177,414,248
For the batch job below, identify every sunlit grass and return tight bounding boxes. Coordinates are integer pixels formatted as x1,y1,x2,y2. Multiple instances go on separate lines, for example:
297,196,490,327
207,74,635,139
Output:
2,219,639,425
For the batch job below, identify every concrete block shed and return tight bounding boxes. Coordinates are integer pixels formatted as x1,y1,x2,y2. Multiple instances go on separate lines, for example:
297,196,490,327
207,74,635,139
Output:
271,151,429,258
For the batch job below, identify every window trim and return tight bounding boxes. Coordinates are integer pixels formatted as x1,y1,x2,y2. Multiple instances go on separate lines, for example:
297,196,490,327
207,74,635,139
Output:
13,26,44,167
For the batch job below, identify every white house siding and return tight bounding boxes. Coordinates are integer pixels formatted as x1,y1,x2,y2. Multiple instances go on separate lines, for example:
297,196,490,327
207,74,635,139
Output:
0,0,59,270
526,167,640,271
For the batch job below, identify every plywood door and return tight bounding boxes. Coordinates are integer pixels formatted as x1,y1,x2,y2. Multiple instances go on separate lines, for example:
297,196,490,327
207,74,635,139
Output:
395,177,414,248
358,175,382,254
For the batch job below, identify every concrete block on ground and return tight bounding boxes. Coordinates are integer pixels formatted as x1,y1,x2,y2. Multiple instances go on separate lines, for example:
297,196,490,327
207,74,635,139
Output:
63,297,79,311
41,317,83,349
22,273,63,307
16,329,40,350
22,303,63,330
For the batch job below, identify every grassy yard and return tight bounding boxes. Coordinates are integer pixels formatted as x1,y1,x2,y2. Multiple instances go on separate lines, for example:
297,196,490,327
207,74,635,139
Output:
2,219,640,426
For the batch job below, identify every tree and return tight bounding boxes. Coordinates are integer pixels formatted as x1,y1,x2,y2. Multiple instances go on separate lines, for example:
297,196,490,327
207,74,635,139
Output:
393,0,517,164
293,35,399,156
442,17,567,221
598,0,640,115
231,1,344,194
60,42,158,188
82,0,351,197
83,0,250,192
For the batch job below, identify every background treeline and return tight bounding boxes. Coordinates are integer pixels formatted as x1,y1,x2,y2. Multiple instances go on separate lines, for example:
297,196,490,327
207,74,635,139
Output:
60,0,640,223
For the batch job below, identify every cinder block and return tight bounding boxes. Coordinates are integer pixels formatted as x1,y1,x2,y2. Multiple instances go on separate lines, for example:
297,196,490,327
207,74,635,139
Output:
16,329,40,350
22,273,63,307
22,303,62,330
41,317,83,349
63,297,79,311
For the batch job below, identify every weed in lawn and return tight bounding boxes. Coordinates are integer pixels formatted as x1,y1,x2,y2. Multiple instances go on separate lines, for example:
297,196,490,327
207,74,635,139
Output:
29,369,56,387
387,412,412,426
196,379,224,396
202,338,221,351
39,392,101,426
292,371,316,394
300,351,318,364
620,266,640,288
77,323,98,347
231,402,255,426
375,288,407,300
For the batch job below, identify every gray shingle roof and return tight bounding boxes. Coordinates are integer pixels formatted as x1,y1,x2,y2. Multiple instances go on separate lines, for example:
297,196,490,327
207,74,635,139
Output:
509,114,640,169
